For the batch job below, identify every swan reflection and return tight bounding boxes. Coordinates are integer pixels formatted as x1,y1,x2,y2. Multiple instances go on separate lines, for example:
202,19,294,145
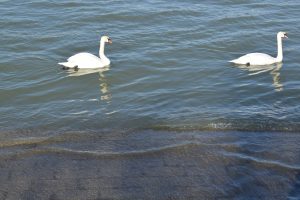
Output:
67,67,112,102
66,67,110,77
234,62,283,91
99,71,112,102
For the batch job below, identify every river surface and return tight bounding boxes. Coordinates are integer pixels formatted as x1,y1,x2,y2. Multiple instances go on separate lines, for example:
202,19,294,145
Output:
1,1,300,199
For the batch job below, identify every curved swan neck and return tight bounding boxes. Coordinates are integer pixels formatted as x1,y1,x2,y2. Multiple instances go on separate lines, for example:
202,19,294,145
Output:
99,39,110,65
276,35,283,62
99,39,106,58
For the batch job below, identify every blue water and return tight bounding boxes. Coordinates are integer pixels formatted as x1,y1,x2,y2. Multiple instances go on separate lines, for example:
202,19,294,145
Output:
1,0,300,132
1,1,300,199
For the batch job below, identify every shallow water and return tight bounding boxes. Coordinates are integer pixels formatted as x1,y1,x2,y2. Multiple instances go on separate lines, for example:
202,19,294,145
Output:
1,0,300,199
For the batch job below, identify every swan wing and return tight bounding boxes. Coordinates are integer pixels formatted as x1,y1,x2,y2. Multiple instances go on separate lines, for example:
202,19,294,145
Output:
67,53,104,68
230,53,276,65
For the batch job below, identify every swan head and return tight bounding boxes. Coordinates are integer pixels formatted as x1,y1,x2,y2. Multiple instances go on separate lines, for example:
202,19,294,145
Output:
277,32,288,39
101,36,112,44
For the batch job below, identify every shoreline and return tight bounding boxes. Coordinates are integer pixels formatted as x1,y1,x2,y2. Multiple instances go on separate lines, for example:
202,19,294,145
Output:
1,130,300,199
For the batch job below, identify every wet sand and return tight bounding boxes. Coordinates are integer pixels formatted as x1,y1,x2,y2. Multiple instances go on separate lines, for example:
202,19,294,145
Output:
1,130,300,199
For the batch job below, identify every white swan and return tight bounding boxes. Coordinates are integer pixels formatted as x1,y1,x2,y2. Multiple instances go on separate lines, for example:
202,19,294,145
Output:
59,36,112,70
229,32,288,66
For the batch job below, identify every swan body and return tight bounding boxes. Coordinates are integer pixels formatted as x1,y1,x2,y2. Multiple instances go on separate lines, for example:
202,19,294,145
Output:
59,36,112,69
230,53,277,65
229,32,288,66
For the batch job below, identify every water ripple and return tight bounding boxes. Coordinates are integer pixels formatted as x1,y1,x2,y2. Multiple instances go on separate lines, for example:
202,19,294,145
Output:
1,1,300,131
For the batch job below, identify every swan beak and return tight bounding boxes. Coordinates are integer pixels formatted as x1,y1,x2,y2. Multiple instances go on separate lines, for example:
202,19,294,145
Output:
284,33,288,39
108,38,112,44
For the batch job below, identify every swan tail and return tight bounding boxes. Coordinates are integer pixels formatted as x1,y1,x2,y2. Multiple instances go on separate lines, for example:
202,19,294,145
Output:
58,62,76,68
229,59,238,63
229,58,248,65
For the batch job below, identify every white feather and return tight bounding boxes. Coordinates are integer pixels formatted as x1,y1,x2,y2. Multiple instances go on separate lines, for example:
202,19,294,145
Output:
229,32,287,66
59,36,112,69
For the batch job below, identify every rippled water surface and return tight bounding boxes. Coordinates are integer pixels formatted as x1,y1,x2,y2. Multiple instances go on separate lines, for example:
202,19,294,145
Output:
1,0,300,199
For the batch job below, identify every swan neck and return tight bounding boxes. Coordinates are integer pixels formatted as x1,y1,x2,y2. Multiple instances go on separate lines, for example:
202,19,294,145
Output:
99,40,110,66
276,35,283,62
99,40,106,58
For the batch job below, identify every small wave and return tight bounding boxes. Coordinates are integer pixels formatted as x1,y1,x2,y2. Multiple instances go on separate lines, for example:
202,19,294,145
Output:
0,142,207,160
151,121,300,133
105,110,118,115
0,131,100,148
223,152,300,171
88,99,99,102
69,110,89,115
0,137,47,148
